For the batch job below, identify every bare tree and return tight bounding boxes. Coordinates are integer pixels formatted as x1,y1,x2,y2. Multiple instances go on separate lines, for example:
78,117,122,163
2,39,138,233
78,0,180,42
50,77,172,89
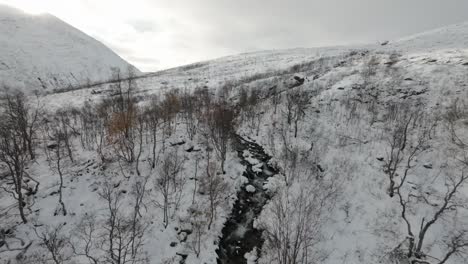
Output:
445,98,467,150
105,68,140,163
180,90,198,141
153,150,185,228
271,85,281,115
107,100,137,163
56,111,75,163
52,132,67,217
44,114,74,216
205,103,236,174
2,90,39,160
70,214,101,264
237,87,249,112
129,177,149,256
388,103,468,264
393,170,468,264
0,227,32,258
192,155,201,205
259,176,338,264
34,223,71,264
144,96,161,169
98,182,149,264
284,90,309,138
135,111,145,176
383,106,423,197
188,204,206,258
239,88,260,134
200,153,228,230
0,114,30,223
70,181,149,264
277,121,300,185
160,90,181,146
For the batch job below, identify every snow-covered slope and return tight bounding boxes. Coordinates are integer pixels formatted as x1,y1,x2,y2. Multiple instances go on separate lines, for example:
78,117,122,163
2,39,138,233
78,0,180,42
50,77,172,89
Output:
0,5,140,93
2,21,468,264
386,21,468,53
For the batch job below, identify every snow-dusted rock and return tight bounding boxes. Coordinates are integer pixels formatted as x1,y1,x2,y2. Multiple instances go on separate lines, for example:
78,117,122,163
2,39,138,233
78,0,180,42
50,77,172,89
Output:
245,185,256,193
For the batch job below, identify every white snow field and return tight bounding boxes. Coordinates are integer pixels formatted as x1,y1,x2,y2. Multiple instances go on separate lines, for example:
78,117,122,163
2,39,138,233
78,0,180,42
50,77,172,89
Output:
0,5,140,93
1,15,468,264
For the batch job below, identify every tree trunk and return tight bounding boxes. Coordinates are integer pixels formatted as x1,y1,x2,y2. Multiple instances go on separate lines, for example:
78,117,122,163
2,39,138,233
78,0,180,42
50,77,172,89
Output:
18,190,27,223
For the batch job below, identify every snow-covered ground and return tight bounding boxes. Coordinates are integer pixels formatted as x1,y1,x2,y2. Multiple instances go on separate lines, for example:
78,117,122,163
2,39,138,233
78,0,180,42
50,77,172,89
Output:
1,19,468,264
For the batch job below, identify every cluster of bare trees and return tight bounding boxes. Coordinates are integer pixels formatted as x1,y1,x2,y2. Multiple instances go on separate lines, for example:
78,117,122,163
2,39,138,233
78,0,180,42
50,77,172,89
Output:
41,110,78,217
199,152,228,230
205,102,236,174
0,67,243,262
0,90,39,224
382,104,431,198
97,181,149,264
382,101,468,264
284,89,309,138
29,179,150,264
186,151,228,258
238,87,262,134
259,154,339,264
245,82,341,263
152,150,185,228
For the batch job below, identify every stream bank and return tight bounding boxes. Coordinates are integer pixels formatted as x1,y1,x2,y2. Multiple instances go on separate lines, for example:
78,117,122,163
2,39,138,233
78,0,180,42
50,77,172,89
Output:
216,135,278,264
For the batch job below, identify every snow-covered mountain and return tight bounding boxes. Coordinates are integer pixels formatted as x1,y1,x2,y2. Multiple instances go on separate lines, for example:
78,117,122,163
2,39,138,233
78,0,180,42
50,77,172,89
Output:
1,21,468,264
0,5,140,93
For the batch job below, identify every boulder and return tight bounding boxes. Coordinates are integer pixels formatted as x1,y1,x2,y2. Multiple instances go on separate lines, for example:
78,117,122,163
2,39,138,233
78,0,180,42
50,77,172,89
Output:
245,185,256,193
423,163,433,169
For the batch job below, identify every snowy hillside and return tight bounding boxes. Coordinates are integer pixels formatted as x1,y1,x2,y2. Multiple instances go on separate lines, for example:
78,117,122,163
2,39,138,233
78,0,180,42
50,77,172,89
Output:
387,21,468,53
1,21,468,264
0,5,140,93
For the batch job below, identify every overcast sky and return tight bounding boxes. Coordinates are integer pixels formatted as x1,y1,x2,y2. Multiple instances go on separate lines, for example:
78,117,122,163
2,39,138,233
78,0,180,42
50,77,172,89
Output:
2,0,468,72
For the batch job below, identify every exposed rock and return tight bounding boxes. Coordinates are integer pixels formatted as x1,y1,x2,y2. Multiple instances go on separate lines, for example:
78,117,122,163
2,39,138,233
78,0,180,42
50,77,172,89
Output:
245,185,256,193
185,146,201,152
380,40,389,46
316,164,325,172
290,75,305,88
294,75,305,83
178,232,188,242
91,90,102,95
423,163,433,169
170,140,186,146
47,143,58,150
178,223,193,235
176,252,188,260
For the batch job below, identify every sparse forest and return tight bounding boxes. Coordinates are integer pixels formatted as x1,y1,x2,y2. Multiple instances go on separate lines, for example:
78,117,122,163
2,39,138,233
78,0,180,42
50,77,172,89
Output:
1,45,468,264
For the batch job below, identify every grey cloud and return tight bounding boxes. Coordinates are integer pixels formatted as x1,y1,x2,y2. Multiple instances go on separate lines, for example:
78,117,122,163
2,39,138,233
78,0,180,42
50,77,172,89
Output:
170,0,468,49
126,56,161,72
127,19,159,33
92,0,468,70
